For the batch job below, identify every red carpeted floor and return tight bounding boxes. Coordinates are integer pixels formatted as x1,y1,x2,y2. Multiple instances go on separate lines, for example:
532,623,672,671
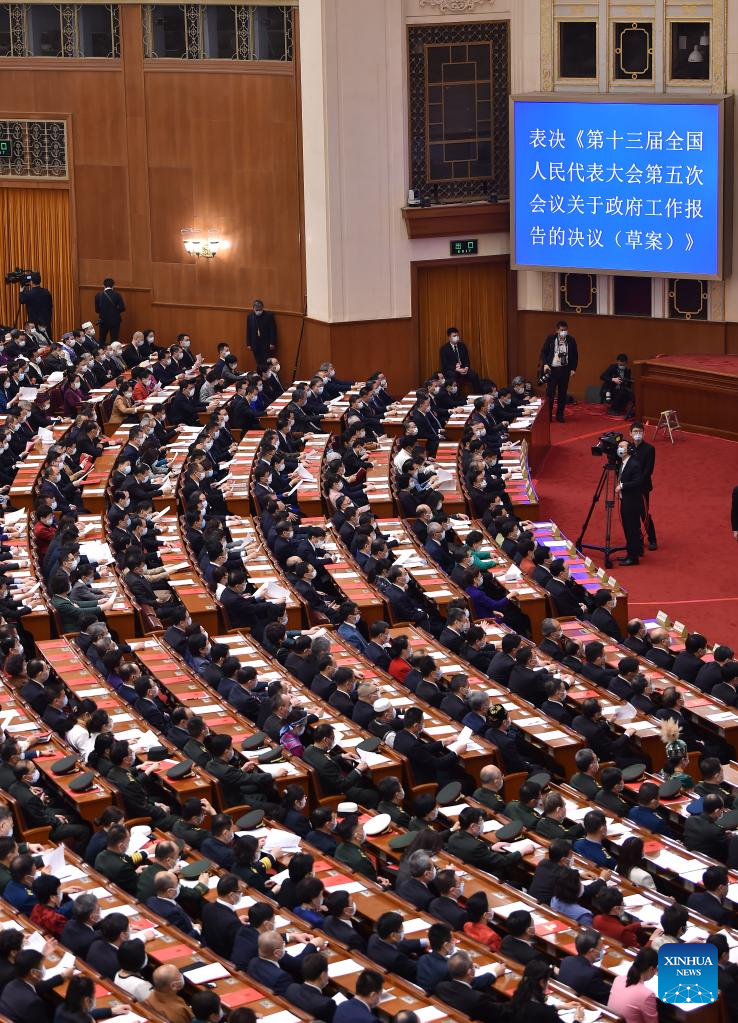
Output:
534,403,738,642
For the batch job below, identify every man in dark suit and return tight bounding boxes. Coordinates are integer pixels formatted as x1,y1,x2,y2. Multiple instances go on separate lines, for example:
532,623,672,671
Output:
86,912,130,979
539,319,578,423
500,910,548,966
673,632,708,684
0,948,66,1023
428,870,468,931
94,278,125,342
286,953,337,1022
393,708,459,787
541,678,573,726
545,559,588,618
435,951,502,1023
616,439,643,565
439,327,478,387
440,674,470,722
395,851,437,911
201,875,245,958
438,608,467,654
60,893,101,958
558,930,612,1004
572,698,644,769
364,621,391,670
248,929,321,996
683,794,734,863
333,970,384,1023
366,912,426,983
167,380,204,427
629,421,657,550
408,395,440,456
686,865,734,925
487,633,521,683
590,588,624,641
246,299,277,365
695,645,734,694
424,522,454,574
644,628,676,671
146,871,200,938
384,566,431,631
710,662,738,707
528,840,570,904
508,646,551,707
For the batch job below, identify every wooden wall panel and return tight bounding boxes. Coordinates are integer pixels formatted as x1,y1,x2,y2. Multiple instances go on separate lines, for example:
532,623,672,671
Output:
0,6,304,361
74,165,130,261
515,310,729,399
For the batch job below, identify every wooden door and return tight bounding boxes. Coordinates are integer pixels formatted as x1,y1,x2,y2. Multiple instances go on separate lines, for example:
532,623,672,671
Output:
415,259,509,386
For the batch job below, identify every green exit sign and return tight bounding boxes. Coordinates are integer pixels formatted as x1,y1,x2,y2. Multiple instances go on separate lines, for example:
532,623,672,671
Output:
450,238,478,256
0,140,9,157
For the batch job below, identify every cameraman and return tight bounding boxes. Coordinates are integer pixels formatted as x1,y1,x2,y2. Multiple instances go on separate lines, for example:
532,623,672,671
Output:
19,272,52,332
599,353,634,418
540,319,578,423
616,438,643,566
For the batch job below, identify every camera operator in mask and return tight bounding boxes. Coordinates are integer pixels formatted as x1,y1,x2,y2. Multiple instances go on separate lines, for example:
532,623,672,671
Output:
540,319,578,423
19,272,53,332
629,422,657,552
616,439,644,566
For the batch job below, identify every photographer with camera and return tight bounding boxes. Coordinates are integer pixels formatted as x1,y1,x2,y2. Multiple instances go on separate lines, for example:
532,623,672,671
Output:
540,319,578,423
599,353,635,418
17,271,52,332
616,438,644,566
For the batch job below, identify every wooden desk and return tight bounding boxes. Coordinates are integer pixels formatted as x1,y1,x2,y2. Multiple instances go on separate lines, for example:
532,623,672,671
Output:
526,519,629,632
447,518,548,641
37,637,213,807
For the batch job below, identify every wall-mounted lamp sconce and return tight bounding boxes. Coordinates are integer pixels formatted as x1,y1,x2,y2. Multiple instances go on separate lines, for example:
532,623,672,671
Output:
181,229,221,258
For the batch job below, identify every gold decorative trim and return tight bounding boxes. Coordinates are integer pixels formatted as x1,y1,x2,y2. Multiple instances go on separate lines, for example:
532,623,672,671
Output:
709,280,723,321
669,279,707,318
542,271,556,311
418,0,495,12
540,0,553,92
711,0,726,93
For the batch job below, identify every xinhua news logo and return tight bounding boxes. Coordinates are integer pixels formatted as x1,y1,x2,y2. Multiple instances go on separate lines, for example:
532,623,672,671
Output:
658,944,718,1005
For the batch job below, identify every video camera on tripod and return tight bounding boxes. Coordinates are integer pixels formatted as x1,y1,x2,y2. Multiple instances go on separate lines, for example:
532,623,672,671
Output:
4,268,36,287
591,430,624,465
575,430,628,567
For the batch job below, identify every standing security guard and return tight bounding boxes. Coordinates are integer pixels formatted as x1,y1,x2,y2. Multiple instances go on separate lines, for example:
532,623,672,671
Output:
629,421,657,551
616,439,644,566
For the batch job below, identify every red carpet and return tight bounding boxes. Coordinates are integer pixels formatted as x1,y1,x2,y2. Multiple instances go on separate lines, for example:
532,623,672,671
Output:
534,403,738,642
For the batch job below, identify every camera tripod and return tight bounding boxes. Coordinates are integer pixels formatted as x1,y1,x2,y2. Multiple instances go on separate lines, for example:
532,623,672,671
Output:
575,460,627,568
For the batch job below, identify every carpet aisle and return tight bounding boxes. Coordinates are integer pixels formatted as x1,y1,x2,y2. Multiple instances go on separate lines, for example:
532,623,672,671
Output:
533,403,738,642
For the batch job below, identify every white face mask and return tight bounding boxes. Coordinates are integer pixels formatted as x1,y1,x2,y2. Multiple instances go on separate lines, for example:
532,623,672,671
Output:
28,769,40,784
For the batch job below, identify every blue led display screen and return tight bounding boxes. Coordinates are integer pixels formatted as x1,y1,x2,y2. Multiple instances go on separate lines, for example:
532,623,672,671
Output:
511,98,723,278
